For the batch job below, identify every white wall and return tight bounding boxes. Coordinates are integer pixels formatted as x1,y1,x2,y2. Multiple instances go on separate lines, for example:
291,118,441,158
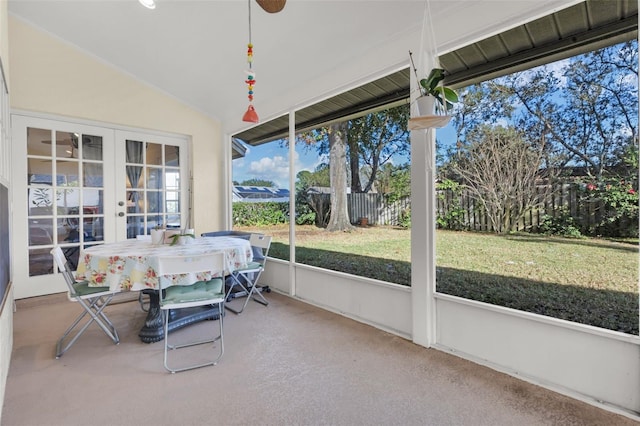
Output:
435,295,640,413
292,263,412,339
8,16,224,235
0,1,11,423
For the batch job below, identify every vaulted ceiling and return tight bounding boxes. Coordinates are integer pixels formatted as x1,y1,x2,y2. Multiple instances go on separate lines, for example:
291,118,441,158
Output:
9,0,633,147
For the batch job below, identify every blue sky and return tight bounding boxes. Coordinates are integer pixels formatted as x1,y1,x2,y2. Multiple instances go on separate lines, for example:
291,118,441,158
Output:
232,125,458,189
232,141,318,189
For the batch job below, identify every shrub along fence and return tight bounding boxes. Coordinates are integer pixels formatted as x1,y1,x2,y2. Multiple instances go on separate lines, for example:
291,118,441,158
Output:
232,194,411,227
233,182,637,237
436,181,639,237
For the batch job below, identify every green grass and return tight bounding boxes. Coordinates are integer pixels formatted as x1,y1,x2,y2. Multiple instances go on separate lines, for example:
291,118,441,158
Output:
237,225,639,334
436,231,638,334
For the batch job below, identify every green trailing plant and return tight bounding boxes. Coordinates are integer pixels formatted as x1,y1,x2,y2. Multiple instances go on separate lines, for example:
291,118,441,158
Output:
409,51,459,111
419,68,459,111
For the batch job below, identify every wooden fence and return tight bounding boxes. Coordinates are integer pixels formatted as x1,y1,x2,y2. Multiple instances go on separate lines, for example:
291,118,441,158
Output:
309,193,410,226
307,182,636,236
436,182,636,236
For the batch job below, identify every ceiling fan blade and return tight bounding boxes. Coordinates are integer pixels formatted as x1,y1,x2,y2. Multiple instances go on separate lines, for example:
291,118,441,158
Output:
255,0,286,13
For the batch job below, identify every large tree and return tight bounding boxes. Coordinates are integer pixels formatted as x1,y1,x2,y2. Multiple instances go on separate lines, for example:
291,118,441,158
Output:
297,126,354,231
299,105,410,194
442,40,638,234
326,122,355,231
368,162,411,201
347,106,410,193
452,40,638,180
296,105,409,231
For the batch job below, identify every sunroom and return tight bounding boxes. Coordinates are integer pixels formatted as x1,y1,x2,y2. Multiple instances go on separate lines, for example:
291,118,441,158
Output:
0,0,638,421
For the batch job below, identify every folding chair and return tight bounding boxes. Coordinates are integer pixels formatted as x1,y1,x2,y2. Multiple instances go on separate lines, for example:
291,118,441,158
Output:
157,251,226,373
225,233,271,314
50,246,120,359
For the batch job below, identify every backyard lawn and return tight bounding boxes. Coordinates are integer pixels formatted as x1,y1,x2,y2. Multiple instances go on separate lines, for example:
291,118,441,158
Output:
236,224,639,334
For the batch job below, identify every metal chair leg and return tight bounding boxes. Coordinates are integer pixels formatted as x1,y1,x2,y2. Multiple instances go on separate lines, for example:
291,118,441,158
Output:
163,301,224,373
56,295,119,359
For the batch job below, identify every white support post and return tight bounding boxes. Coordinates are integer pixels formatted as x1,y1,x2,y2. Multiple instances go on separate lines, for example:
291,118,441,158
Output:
410,50,437,348
288,110,296,297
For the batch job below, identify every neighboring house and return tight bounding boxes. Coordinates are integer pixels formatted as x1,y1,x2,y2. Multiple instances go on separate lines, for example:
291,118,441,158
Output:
232,186,290,203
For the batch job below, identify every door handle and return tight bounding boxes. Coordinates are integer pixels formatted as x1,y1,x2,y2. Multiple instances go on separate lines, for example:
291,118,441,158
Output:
118,212,125,217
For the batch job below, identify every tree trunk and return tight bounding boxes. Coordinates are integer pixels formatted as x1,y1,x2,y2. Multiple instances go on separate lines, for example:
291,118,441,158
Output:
326,122,355,232
349,138,362,193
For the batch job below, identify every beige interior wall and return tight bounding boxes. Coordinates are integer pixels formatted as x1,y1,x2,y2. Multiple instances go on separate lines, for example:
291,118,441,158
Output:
0,3,11,425
8,16,223,234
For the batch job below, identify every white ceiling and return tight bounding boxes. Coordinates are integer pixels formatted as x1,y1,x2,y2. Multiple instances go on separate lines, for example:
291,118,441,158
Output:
8,0,581,135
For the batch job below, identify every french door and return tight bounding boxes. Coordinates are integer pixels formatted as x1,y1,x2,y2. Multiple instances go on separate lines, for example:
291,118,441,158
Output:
11,115,189,298
114,130,189,240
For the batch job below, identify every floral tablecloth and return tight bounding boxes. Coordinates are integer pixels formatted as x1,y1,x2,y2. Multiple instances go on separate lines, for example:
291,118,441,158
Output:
75,236,253,292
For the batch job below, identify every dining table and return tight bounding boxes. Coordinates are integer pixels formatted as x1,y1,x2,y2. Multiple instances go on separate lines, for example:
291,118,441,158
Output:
75,236,253,343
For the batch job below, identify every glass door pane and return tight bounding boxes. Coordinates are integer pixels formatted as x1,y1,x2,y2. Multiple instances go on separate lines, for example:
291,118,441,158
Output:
117,131,188,240
12,115,115,299
25,128,106,272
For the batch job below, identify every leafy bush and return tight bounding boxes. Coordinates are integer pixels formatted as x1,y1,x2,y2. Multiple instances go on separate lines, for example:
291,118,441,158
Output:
398,207,411,228
580,180,639,237
294,201,316,225
233,200,317,226
436,179,466,230
232,202,289,226
538,207,583,238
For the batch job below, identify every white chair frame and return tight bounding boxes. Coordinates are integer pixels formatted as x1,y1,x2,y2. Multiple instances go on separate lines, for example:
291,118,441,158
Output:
50,246,120,359
225,233,271,314
156,251,226,373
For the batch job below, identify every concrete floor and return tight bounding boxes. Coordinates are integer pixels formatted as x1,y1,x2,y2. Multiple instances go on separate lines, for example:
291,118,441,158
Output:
2,291,638,426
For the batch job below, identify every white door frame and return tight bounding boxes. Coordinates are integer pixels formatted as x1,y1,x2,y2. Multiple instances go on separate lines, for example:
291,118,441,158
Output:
11,112,190,298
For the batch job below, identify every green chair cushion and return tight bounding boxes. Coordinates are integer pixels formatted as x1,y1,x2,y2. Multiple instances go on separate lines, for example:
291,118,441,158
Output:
72,281,111,297
162,278,224,305
236,261,263,272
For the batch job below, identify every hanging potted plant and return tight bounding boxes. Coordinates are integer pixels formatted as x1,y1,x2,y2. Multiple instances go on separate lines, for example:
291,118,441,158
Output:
416,67,459,116
408,51,459,129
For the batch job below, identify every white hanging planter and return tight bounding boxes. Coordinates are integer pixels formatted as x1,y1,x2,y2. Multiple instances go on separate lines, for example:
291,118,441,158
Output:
416,95,436,115
407,52,458,131
409,95,452,130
